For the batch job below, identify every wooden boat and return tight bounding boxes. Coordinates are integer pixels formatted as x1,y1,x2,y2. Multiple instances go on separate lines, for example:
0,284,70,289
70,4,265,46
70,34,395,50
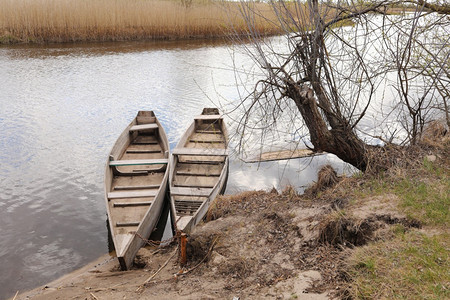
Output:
169,108,229,234
104,111,169,270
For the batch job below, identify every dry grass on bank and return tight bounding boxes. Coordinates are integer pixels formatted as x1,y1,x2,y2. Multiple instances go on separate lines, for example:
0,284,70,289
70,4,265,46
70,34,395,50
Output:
0,0,283,43
208,135,449,299
303,126,449,299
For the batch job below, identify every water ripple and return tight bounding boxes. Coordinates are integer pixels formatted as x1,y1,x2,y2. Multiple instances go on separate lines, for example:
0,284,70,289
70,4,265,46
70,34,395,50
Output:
0,39,356,300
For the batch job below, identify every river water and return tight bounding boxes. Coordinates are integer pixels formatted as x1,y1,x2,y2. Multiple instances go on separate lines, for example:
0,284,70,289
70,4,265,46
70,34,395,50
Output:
0,39,353,299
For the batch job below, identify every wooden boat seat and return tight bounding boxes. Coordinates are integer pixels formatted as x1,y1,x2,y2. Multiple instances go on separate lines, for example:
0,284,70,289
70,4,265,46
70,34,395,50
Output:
170,186,212,197
108,190,158,199
194,115,223,120
116,222,140,227
178,160,223,165
126,149,162,154
174,183,215,188
109,158,168,176
109,159,168,166
176,171,220,177
113,201,153,207
129,123,158,131
114,184,160,190
172,148,228,156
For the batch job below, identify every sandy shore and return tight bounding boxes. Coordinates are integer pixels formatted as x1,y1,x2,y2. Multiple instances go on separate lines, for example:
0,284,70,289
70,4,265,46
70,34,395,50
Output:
15,183,417,300
14,189,340,300
15,249,329,299
13,254,117,300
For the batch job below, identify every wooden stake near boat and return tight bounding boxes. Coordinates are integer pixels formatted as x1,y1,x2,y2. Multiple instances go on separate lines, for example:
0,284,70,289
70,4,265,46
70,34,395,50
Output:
180,233,188,266
169,108,229,234
104,111,170,270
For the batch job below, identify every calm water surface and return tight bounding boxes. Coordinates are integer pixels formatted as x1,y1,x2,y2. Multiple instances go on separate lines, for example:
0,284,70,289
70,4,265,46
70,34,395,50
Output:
0,40,352,299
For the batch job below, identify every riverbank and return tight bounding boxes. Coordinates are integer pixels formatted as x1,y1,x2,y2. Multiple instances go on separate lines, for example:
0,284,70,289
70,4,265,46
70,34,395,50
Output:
14,130,448,299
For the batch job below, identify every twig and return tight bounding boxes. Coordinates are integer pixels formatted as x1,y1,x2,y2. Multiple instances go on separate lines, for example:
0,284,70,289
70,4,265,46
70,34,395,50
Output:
175,237,219,277
95,271,128,278
12,291,19,300
90,292,99,300
143,248,178,285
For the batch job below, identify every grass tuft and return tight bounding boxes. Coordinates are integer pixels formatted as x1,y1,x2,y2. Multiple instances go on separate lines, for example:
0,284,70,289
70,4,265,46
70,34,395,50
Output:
355,159,449,227
347,231,449,299
396,176,449,226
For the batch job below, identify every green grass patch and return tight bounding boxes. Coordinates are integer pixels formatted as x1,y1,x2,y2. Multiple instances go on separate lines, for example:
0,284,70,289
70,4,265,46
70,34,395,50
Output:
347,231,449,299
354,161,449,226
395,178,448,226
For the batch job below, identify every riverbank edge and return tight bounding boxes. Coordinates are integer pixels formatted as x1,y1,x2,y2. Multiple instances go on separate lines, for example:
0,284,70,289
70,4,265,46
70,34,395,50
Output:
11,131,449,300
10,254,117,300
0,33,256,46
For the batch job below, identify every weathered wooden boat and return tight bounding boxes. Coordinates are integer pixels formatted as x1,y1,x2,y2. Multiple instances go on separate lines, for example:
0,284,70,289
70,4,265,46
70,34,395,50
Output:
169,108,229,234
105,111,169,270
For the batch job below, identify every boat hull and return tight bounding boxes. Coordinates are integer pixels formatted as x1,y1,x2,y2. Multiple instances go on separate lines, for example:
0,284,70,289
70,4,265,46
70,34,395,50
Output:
104,111,169,270
169,108,229,234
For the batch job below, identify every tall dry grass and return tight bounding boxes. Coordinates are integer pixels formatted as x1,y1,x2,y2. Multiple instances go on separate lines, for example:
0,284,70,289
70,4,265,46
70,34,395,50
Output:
0,0,282,43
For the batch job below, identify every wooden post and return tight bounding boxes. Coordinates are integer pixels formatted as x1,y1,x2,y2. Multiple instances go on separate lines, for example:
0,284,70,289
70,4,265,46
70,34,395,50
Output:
180,233,187,266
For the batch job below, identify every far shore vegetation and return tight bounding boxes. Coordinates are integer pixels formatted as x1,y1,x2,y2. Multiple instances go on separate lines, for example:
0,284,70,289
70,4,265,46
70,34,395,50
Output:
0,0,414,44
0,0,283,44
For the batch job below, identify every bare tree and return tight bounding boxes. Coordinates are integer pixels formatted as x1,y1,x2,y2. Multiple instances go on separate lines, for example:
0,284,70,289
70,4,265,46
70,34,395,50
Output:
380,3,450,143
228,0,449,171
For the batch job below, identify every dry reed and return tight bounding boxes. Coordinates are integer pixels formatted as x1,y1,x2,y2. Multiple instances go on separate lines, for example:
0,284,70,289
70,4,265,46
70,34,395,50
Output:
0,0,282,43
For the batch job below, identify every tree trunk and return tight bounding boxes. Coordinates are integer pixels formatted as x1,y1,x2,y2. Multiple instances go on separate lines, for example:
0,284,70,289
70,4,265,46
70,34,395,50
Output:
286,83,369,171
